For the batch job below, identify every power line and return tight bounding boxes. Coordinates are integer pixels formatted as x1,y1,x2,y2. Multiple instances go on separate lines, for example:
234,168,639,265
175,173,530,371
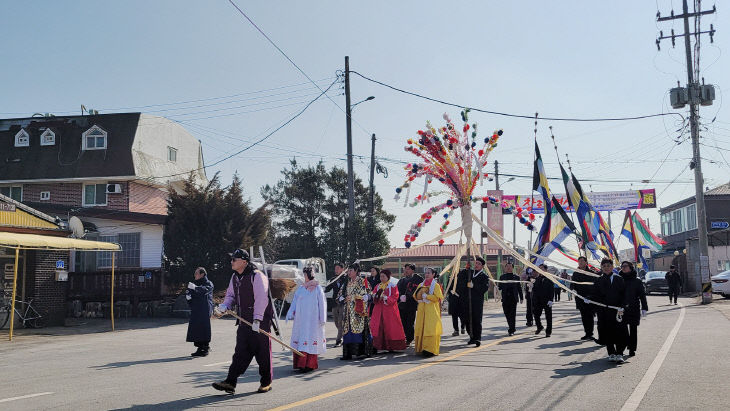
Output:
349,70,686,123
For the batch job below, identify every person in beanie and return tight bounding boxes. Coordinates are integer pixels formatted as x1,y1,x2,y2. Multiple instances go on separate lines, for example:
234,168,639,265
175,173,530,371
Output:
619,261,648,357
324,263,347,347
186,267,214,357
286,266,326,372
498,260,523,336
212,249,274,394
665,265,682,305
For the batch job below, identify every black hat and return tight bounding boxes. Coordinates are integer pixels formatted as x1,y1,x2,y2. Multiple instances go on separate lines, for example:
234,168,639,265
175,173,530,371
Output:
230,248,250,261
670,265,676,269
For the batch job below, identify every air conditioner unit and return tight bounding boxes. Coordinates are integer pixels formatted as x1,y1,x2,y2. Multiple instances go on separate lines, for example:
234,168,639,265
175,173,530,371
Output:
106,184,122,194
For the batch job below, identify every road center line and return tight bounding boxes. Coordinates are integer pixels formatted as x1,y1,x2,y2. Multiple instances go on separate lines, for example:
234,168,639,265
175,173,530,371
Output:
204,361,231,367
269,317,571,411
0,392,54,404
620,303,686,411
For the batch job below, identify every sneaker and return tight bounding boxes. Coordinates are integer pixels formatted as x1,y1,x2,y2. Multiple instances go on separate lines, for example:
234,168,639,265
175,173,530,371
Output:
545,332,551,338
452,330,459,336
257,384,272,393
580,334,593,341
191,350,209,357
607,355,616,362
212,381,236,394
334,340,342,347
615,355,625,364
461,327,466,334
628,351,636,357
535,326,544,335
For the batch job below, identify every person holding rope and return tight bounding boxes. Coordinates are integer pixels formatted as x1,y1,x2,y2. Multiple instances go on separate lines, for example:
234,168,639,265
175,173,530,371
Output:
498,260,523,336
593,258,628,363
522,268,535,327
572,256,598,342
324,262,347,347
619,261,648,358
532,264,554,338
212,249,274,394
397,263,422,346
464,257,489,346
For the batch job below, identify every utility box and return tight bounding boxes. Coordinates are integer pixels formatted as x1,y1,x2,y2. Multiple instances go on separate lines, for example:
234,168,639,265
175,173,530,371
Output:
670,87,689,109
700,84,715,106
55,270,69,281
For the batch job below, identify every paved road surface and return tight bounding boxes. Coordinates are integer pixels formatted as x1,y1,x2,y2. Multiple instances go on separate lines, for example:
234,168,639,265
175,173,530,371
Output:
1,295,728,410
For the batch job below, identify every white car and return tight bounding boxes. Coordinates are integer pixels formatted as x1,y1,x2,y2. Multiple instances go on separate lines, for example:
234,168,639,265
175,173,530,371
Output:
711,270,730,298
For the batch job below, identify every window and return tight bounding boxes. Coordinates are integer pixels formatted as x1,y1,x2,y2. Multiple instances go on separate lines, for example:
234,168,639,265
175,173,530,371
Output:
97,235,116,268
167,146,177,162
40,129,55,146
83,183,107,206
97,233,141,268
672,209,684,234
0,186,23,202
14,129,29,147
82,125,107,150
686,204,697,231
117,233,141,267
40,191,50,201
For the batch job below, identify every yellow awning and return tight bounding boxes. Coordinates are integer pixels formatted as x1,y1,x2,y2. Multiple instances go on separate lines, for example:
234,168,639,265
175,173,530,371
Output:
0,232,121,251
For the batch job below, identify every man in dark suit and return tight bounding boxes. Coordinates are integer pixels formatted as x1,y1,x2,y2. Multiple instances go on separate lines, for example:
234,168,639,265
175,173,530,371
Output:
571,256,598,341
464,257,490,346
592,258,628,363
665,265,683,305
397,263,422,345
498,260,523,336
532,264,554,337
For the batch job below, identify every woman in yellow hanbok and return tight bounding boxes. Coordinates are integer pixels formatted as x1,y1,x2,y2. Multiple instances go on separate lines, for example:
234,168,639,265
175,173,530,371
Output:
412,268,444,356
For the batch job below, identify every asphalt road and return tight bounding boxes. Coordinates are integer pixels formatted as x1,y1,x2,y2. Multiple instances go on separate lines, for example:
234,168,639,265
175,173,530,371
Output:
1,295,728,410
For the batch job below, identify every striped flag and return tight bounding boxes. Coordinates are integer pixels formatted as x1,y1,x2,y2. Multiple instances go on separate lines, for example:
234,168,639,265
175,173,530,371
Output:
534,197,579,264
532,141,551,208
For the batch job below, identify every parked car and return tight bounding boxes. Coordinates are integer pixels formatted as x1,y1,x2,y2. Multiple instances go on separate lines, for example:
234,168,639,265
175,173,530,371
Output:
643,271,669,295
711,270,730,298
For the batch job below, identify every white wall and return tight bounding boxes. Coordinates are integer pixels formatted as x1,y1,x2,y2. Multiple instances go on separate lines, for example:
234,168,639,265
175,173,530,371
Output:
85,217,163,268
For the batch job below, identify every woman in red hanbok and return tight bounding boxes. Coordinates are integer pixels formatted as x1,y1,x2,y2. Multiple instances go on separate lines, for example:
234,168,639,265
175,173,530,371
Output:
369,269,407,352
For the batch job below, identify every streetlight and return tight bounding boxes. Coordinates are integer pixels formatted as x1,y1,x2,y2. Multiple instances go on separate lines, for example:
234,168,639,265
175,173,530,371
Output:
351,96,375,110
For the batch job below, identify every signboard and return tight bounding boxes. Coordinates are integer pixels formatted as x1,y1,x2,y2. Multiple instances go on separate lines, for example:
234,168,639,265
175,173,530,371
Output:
145,271,152,280
711,221,729,229
4,263,14,280
0,203,17,212
56,260,65,270
486,190,504,244
503,189,656,214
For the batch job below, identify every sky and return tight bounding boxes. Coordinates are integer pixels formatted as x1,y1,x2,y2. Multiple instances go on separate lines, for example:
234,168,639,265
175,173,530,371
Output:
2,1,729,259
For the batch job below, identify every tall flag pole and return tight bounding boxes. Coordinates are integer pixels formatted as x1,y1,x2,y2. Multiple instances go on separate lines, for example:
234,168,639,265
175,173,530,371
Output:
528,112,538,253
549,126,582,253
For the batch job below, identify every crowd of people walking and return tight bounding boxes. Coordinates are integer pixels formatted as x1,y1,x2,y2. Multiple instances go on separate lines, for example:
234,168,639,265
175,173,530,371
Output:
185,248,675,394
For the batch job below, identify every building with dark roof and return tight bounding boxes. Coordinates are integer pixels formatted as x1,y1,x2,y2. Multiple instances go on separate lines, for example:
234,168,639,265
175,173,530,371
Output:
0,112,207,273
656,182,730,292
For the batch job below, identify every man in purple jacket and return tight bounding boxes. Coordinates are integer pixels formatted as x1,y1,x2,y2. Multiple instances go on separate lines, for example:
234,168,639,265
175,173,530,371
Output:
212,249,274,394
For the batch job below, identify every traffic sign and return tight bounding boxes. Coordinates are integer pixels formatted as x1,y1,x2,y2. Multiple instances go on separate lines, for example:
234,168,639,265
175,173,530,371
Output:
711,221,729,229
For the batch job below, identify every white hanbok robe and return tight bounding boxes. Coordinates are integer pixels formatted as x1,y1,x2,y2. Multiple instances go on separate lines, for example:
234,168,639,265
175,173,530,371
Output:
286,284,327,355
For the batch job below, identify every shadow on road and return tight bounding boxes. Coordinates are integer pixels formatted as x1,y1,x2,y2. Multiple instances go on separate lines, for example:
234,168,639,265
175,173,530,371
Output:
110,392,261,410
91,356,193,369
550,356,617,379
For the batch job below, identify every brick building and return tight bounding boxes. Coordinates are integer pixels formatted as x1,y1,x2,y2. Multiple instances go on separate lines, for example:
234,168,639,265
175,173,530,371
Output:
1,113,207,322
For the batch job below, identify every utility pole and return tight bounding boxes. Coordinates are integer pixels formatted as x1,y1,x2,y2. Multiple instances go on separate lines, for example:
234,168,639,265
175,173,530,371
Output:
344,56,355,260
368,133,376,238
657,1,717,303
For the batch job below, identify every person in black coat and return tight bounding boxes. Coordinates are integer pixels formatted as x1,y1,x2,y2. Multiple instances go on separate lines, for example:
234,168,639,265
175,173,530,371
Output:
571,256,598,341
445,270,466,336
461,257,490,346
522,269,535,326
531,264,554,337
498,261,523,336
619,261,648,357
592,258,628,363
665,265,682,305
186,267,214,357
324,263,347,346
397,263,423,345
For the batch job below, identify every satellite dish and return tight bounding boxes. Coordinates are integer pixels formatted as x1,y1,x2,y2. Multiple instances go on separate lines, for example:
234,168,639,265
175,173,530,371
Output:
69,216,85,239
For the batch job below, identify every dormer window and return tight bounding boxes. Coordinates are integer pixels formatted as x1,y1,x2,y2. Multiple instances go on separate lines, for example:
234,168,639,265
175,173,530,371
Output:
40,129,56,146
82,125,107,150
14,129,29,147
167,146,177,162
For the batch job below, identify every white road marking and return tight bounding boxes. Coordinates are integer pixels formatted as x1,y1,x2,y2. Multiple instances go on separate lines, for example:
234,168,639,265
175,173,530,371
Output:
0,392,54,403
620,303,686,411
203,361,230,367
